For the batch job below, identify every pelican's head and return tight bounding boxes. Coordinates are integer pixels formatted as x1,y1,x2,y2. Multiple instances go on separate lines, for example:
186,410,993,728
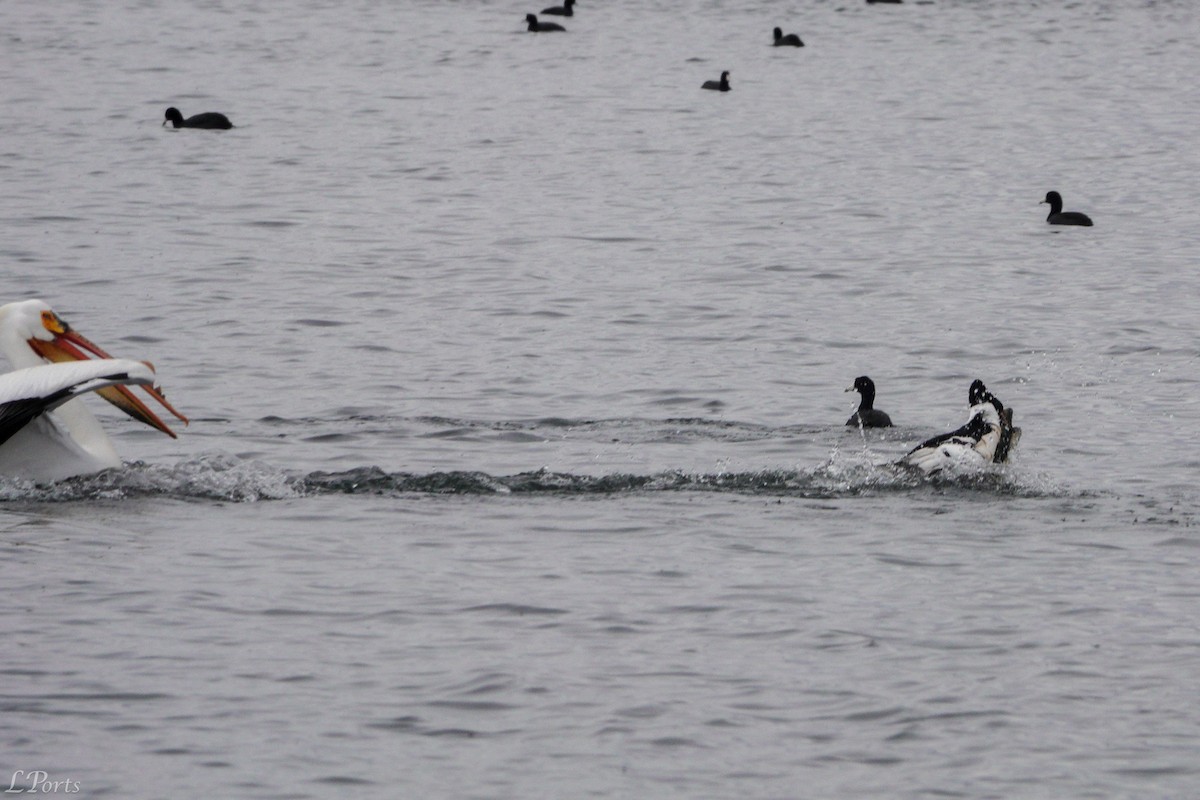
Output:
0,299,188,438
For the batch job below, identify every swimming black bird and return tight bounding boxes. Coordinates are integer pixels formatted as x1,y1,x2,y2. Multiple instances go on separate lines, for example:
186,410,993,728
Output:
542,0,574,16
1041,191,1093,226
773,27,804,47
845,376,893,428
525,13,565,31
702,71,731,92
163,107,233,130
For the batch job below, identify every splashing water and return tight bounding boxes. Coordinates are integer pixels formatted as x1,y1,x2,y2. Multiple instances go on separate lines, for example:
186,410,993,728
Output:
1,452,1065,503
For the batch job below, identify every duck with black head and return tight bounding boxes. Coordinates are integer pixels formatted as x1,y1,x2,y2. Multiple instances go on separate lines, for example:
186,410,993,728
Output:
845,376,893,428
163,107,233,130
525,13,565,31
1041,191,1093,226
542,0,574,16
702,71,730,92
773,27,804,47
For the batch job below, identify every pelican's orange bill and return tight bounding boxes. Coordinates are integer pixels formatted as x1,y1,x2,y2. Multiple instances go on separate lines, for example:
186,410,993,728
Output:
30,310,189,438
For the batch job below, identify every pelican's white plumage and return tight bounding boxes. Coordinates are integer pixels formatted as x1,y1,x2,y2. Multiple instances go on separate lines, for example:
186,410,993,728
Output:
0,360,161,481
0,299,186,482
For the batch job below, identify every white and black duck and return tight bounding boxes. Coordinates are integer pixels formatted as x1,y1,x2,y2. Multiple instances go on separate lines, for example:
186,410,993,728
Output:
971,379,1020,463
901,380,1019,475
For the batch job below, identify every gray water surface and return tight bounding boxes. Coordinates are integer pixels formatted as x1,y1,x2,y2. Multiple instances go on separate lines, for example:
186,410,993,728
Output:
2,1,1198,797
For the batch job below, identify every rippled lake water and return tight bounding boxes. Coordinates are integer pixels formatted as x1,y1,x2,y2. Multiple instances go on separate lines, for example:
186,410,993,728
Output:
2,1,1199,797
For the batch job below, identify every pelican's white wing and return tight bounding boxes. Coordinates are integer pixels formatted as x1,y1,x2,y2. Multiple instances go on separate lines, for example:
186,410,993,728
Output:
0,359,158,481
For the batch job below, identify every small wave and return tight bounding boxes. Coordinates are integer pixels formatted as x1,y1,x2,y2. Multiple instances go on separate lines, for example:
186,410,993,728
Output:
0,454,302,503
0,454,1063,504
256,414,787,444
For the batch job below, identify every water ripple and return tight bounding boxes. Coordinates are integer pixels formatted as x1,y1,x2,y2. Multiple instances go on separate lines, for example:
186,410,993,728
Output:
0,453,1070,504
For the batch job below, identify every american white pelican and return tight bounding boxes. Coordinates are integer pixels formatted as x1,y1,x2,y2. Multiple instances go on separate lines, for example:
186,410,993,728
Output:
0,299,187,482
